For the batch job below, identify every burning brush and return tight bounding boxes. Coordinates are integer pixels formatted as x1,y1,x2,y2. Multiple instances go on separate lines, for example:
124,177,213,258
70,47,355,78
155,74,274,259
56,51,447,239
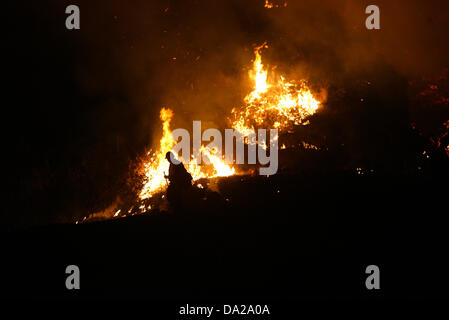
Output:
80,43,324,222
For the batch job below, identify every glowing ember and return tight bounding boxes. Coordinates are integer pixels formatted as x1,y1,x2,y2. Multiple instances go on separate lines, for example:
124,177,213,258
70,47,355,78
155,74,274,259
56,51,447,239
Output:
230,43,320,136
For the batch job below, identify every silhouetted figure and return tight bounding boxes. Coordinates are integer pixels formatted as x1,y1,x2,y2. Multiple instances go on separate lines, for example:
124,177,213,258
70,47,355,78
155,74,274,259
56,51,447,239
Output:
164,151,193,210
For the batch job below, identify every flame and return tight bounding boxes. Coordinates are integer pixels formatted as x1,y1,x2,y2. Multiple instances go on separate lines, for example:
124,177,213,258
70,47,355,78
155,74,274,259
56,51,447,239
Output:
139,108,176,200
139,43,321,201
139,108,234,200
201,146,236,176
80,42,323,223
231,43,320,136
264,1,274,9
264,0,288,9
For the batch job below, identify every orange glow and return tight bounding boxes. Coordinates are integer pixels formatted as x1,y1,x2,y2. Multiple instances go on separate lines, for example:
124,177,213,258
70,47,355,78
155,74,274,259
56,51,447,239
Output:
139,43,321,200
264,0,288,9
139,108,176,199
231,43,320,136
139,109,234,200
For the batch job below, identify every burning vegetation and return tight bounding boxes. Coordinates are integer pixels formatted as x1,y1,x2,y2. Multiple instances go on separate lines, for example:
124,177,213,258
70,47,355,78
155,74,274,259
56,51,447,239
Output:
79,42,323,222
139,43,322,200
230,43,321,136
6,0,449,234
139,107,235,200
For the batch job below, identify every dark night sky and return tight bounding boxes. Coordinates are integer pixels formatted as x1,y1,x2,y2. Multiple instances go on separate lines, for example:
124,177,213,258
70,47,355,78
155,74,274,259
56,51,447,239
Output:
2,0,448,229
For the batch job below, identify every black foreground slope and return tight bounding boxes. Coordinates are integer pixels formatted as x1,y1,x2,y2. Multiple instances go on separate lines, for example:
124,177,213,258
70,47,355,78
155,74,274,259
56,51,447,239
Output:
1,173,448,300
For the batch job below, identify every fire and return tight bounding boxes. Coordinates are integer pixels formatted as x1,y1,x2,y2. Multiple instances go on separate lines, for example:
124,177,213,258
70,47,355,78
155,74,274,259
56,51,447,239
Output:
139,108,176,199
139,43,321,201
264,1,288,9
264,1,274,9
80,42,323,223
139,108,234,200
231,43,320,136
200,146,236,176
